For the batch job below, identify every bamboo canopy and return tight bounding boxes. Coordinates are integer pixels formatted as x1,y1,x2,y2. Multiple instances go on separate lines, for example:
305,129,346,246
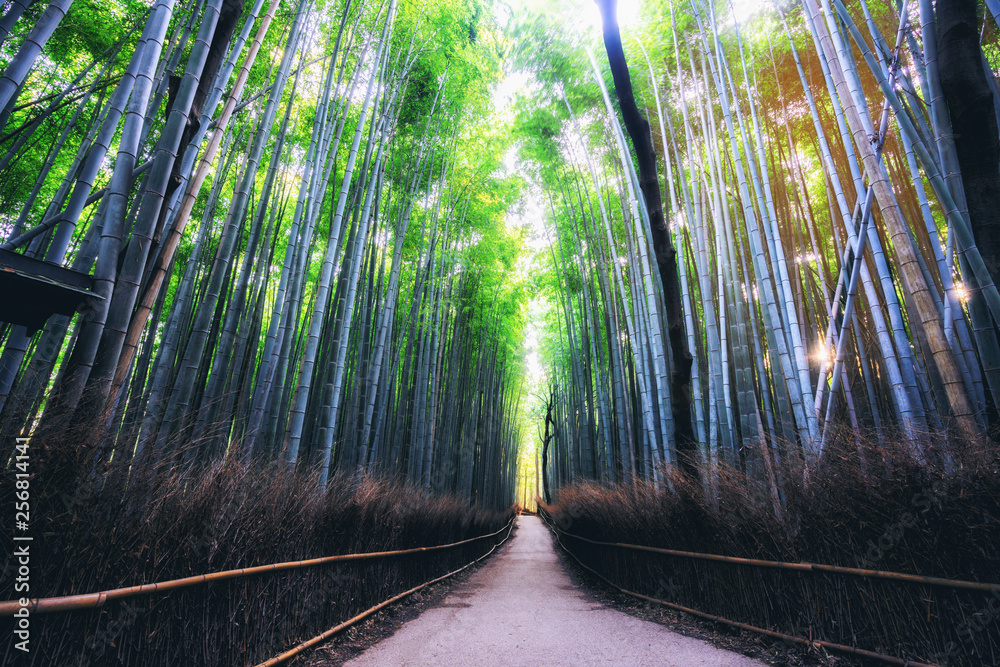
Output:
0,0,998,580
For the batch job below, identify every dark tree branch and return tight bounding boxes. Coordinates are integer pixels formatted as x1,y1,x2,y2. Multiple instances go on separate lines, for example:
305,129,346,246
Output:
541,383,555,504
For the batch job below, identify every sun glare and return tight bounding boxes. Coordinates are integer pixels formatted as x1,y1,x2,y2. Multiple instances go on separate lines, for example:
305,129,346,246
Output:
583,0,642,32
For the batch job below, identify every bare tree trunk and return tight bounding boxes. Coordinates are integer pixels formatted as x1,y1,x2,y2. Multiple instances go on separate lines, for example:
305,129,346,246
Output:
595,0,696,478
937,0,1000,289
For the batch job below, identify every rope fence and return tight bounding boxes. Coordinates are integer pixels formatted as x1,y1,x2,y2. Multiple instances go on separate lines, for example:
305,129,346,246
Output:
553,525,999,593
254,517,516,666
537,509,994,667
0,516,515,616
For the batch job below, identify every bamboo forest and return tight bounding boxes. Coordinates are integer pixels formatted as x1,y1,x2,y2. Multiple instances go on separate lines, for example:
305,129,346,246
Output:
1,0,998,665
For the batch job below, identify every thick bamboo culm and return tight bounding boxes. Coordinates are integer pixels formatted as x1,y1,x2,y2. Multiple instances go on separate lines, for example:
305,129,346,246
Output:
554,527,1000,593
255,519,516,666
0,516,515,616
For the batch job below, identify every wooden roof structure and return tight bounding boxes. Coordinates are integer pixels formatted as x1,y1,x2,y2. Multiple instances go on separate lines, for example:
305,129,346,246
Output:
0,248,99,334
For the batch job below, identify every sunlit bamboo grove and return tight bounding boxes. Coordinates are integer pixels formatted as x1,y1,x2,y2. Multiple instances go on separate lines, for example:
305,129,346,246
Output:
2,0,998,513
6,1,999,664
0,0,526,511
518,0,1000,501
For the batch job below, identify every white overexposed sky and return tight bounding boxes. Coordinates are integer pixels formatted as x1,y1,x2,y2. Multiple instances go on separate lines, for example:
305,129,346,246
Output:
583,0,643,31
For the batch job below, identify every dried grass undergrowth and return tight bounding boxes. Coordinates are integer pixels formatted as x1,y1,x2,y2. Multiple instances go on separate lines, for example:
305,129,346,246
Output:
1,430,512,666
541,429,1000,666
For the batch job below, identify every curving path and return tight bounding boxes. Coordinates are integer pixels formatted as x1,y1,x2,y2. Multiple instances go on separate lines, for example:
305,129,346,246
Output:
344,515,764,666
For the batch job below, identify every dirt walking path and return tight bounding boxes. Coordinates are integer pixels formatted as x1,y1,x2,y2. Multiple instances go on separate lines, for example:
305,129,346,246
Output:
344,515,764,666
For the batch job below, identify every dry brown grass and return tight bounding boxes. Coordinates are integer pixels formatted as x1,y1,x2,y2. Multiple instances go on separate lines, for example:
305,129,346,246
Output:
541,428,1000,666
1,434,512,666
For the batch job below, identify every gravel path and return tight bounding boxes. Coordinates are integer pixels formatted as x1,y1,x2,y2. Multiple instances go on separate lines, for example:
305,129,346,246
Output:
344,515,765,666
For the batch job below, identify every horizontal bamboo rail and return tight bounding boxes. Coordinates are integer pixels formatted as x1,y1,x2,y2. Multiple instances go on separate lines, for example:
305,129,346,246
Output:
0,516,515,616
552,528,937,667
254,516,516,666
554,526,1000,593
539,511,939,667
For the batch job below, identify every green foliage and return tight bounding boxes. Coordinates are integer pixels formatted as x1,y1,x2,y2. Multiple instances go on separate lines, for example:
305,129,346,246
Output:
47,0,148,65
